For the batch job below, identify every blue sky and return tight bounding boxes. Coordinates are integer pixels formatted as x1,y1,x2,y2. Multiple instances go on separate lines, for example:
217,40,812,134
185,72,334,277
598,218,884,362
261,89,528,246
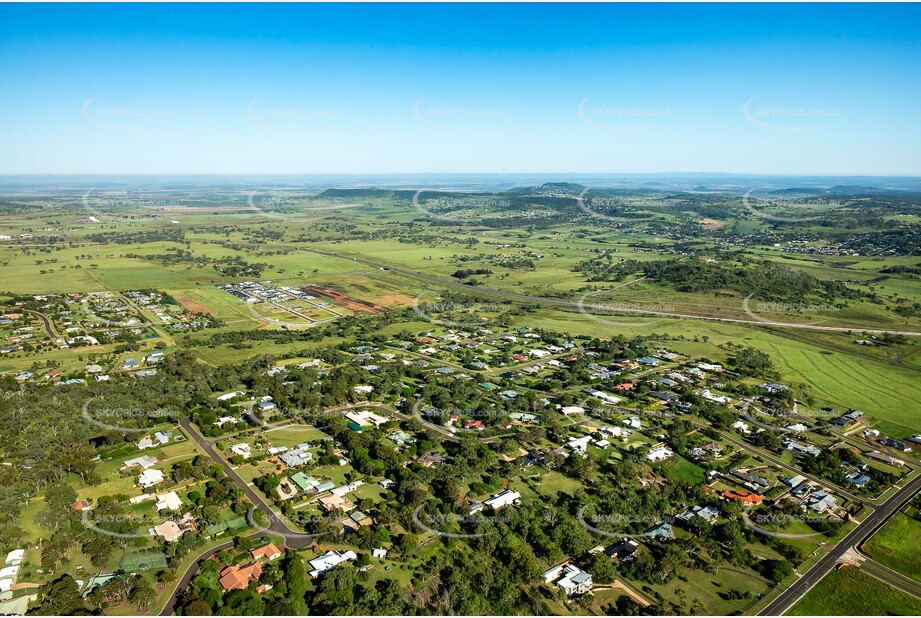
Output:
0,3,919,175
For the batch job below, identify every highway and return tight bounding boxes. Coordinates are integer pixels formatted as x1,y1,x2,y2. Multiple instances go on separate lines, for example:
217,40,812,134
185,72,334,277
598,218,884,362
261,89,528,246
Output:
758,472,921,615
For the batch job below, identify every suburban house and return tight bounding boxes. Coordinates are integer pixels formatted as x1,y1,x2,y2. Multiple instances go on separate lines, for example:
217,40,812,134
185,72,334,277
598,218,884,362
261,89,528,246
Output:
280,444,313,467
137,431,170,450
647,445,674,462
137,468,164,488
806,492,838,513
866,451,906,466
644,521,675,540
677,505,720,525
155,491,182,511
604,539,640,562
344,409,389,427
308,550,357,578
230,443,252,459
124,455,158,470
583,387,620,404
251,542,283,561
719,490,763,504
484,489,521,510
729,468,770,489
542,563,593,596
150,515,195,542
219,562,264,591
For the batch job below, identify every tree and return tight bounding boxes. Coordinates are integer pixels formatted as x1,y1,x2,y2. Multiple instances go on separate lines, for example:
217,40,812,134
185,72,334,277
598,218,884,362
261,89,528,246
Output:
181,598,212,616
28,574,87,615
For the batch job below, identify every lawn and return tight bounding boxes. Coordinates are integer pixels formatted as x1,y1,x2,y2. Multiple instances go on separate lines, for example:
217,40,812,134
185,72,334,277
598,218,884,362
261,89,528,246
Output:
263,424,330,447
641,566,770,615
790,566,921,615
655,455,706,486
862,512,921,583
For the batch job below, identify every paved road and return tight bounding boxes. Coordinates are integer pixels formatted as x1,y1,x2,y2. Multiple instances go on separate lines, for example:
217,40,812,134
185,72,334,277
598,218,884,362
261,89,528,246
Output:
158,538,236,616
858,556,921,598
159,418,325,615
705,423,871,506
23,310,57,337
325,401,515,444
287,245,921,337
178,417,317,547
758,472,921,615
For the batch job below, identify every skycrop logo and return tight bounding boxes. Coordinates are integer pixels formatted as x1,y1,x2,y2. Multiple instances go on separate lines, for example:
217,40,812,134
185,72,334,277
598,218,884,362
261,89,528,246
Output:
575,290,670,329
742,97,840,132
741,187,831,223
412,293,513,328
245,508,334,544
81,189,133,223
411,97,508,133
409,190,509,223
742,293,839,328
245,189,296,222
82,510,185,540
82,398,180,434
82,97,176,133
575,189,657,224
741,511,826,540
577,505,672,539
578,98,674,132
245,188,358,223
246,96,341,133
412,504,509,539
410,399,502,437
81,189,184,223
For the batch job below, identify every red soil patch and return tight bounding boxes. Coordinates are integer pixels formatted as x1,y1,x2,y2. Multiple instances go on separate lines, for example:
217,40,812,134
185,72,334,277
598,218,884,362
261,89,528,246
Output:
172,293,214,316
301,286,388,315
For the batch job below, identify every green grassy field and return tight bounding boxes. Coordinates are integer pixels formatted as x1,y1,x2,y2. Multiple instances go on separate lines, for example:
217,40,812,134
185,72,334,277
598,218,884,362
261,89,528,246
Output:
862,512,921,583
790,566,921,615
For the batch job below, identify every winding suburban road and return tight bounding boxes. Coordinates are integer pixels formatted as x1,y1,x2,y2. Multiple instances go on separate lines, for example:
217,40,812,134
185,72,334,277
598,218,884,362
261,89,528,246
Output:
23,309,57,337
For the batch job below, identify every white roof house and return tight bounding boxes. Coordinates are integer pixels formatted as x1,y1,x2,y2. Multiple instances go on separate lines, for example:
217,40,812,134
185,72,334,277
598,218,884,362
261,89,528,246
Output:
138,468,164,488
566,435,593,455
230,443,252,459
560,406,585,415
345,410,389,427
124,455,159,469
155,491,182,511
699,390,731,404
5,550,24,567
623,416,642,429
216,390,246,401
484,489,521,510
647,445,674,462
543,563,593,596
584,387,620,404
308,550,357,578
